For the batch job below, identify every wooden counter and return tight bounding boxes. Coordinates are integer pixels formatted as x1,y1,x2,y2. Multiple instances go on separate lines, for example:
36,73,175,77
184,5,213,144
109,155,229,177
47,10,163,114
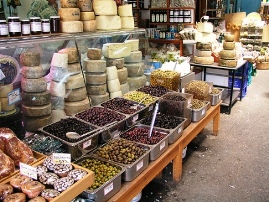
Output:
108,102,221,202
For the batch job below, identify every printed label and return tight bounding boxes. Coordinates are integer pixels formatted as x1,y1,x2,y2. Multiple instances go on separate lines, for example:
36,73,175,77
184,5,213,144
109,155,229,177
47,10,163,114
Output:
136,160,143,171
160,141,165,150
53,153,71,164
20,163,37,180
8,88,21,105
132,114,139,122
178,126,182,134
201,108,206,115
83,139,92,149
104,182,114,195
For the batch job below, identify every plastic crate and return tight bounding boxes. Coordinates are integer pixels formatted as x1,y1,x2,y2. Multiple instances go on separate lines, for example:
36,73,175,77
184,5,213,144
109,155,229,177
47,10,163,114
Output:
228,77,248,88
241,86,247,98
228,64,249,77
247,73,252,86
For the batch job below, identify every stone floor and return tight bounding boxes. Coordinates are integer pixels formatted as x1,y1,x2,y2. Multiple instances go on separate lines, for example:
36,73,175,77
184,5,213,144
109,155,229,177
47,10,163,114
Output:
140,69,269,202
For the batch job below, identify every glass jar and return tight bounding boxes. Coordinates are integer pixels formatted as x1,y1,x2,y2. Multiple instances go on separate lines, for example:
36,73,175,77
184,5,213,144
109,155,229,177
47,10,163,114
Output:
0,20,8,37
42,19,50,34
21,19,30,36
30,17,42,35
8,17,21,37
50,16,60,33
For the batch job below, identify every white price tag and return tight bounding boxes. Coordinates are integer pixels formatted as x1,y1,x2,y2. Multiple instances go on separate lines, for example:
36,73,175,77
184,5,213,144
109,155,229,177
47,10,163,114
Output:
104,182,113,195
178,126,182,134
8,88,21,105
201,108,206,115
20,163,37,180
83,139,92,149
149,105,153,111
136,160,143,171
53,153,71,164
160,141,165,150
132,114,139,122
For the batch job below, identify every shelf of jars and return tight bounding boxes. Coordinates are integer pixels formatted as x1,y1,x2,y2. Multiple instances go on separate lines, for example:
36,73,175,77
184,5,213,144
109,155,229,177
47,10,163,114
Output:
240,27,263,51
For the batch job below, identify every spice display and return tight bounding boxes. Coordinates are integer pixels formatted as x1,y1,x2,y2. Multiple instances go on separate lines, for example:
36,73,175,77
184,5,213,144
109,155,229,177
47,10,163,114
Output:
123,91,156,105
137,85,169,97
150,69,180,91
185,80,211,100
190,99,206,109
78,158,121,190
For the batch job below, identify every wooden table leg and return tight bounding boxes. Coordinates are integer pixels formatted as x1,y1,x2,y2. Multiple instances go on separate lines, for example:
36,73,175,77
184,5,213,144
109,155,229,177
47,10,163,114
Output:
173,144,183,182
213,105,220,136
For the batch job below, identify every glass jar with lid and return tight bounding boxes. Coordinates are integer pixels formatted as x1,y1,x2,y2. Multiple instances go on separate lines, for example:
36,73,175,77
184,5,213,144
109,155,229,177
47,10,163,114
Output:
0,20,8,37
30,17,42,35
8,17,21,37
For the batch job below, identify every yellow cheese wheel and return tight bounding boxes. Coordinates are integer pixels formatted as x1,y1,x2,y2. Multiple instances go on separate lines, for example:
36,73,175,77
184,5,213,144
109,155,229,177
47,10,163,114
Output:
60,21,83,33
66,73,85,90
218,59,237,67
219,50,236,59
87,48,102,60
80,12,95,21
22,103,52,117
0,84,13,97
224,34,235,42
193,56,214,65
223,42,235,50
0,97,15,111
60,0,78,8
65,87,87,102
120,16,135,29
59,8,80,21
64,97,90,116
83,20,97,32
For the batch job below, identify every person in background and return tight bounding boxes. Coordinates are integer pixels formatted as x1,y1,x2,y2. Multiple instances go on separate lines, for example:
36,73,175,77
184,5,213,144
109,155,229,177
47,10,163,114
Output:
27,0,58,19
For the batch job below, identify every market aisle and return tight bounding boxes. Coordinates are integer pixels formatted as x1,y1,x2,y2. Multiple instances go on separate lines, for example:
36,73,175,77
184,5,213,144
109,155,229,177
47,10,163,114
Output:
140,69,269,202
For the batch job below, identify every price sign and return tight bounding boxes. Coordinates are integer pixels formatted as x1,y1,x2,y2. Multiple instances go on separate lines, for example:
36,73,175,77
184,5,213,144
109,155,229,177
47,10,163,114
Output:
83,139,92,149
104,182,114,195
160,141,165,150
20,163,37,180
132,114,139,122
0,69,5,80
53,153,71,164
136,160,143,171
8,88,21,105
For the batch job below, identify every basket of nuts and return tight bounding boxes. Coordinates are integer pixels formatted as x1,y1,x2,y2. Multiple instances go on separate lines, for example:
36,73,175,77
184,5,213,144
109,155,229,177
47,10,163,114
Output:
150,69,180,91
190,99,210,122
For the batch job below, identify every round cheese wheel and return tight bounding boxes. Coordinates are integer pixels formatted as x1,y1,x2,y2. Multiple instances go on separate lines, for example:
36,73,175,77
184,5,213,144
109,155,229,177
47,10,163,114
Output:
83,59,106,73
60,21,83,33
120,82,129,95
84,72,106,84
224,34,235,42
121,16,135,29
67,63,81,74
223,42,235,50
80,12,95,21
66,73,85,89
50,66,70,83
78,0,93,12
65,87,87,102
83,20,97,32
106,66,118,81
127,75,146,91
196,42,212,51
22,90,51,106
89,93,109,106
64,98,90,116
125,62,145,77
87,48,102,60
125,39,139,51
51,96,65,110
117,67,128,84
21,65,45,79
51,53,68,68
124,51,142,63
219,50,236,59
20,52,40,66
86,83,107,95
0,97,15,111
23,114,52,131
193,56,214,65
196,50,212,57
118,4,133,17
107,78,121,93
105,57,124,69
110,91,122,99
50,81,66,97
60,0,78,8
0,55,20,85
21,77,47,93
0,84,13,98
218,59,237,67
93,0,117,15
58,48,79,64
51,109,66,123
22,103,52,117
59,8,80,21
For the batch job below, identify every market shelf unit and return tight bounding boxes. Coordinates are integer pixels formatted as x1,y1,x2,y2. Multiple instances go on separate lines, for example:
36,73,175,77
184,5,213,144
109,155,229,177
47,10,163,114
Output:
240,26,263,51
128,0,150,28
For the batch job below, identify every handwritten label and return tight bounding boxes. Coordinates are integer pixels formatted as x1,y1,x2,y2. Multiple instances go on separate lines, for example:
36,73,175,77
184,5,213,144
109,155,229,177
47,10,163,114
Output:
136,160,143,171
83,139,92,149
8,88,21,105
0,69,5,80
53,153,71,164
104,182,113,195
178,126,182,134
132,114,139,122
201,108,206,115
20,163,37,180
160,141,165,150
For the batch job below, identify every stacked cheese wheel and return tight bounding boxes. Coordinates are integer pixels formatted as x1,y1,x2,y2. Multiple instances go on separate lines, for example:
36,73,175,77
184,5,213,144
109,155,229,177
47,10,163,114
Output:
194,42,214,65
93,0,121,30
0,84,15,113
57,48,89,116
123,39,146,91
59,0,83,33
20,51,52,131
118,4,135,29
107,66,122,99
78,0,97,32
218,34,237,67
84,48,109,106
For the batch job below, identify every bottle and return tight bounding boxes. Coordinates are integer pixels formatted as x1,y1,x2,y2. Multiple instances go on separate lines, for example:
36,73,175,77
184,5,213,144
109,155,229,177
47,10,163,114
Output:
30,17,42,35
50,16,60,33
21,19,30,36
42,19,50,34
160,11,164,23
164,11,167,22
0,20,8,37
8,17,21,37
151,10,155,23
155,10,160,23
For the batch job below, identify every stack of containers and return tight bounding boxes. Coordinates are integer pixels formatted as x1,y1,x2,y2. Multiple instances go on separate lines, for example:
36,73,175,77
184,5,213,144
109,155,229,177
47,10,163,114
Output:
93,0,121,30
58,0,83,33
20,51,52,131
107,66,122,99
219,34,237,67
84,48,109,106
124,39,146,91
118,4,135,29
58,47,89,116
78,0,97,32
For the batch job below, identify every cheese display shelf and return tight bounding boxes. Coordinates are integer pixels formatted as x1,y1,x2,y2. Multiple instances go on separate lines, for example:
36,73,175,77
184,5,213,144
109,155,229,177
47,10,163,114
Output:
239,27,263,51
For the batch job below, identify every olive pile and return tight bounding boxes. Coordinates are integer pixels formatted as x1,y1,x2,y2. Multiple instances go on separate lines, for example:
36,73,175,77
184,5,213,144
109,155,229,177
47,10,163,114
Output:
95,139,146,165
101,98,143,114
75,107,126,126
43,118,95,143
211,88,221,95
162,94,186,101
124,91,156,105
185,81,210,100
121,127,167,145
78,158,121,190
191,99,206,109
141,113,184,129
150,70,180,91
137,85,169,97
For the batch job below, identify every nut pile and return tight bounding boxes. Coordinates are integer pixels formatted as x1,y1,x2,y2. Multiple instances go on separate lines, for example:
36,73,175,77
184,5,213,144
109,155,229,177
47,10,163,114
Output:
121,127,167,145
150,70,180,91
211,88,221,95
42,118,95,143
137,85,169,97
78,158,121,190
123,91,156,105
185,81,210,100
141,113,184,129
75,107,126,126
162,93,186,101
101,97,143,114
94,139,146,165
191,99,206,109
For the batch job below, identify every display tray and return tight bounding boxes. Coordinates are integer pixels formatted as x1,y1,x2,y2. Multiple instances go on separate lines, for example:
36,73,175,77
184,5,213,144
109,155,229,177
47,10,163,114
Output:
120,124,170,161
0,160,95,202
191,101,210,122
91,138,150,182
210,88,224,106
75,155,125,202
0,150,46,183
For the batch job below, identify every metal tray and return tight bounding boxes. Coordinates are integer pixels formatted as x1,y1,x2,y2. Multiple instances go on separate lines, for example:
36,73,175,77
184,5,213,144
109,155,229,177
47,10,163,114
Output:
120,124,170,161
91,138,150,182
210,88,224,106
191,101,210,122
75,155,125,202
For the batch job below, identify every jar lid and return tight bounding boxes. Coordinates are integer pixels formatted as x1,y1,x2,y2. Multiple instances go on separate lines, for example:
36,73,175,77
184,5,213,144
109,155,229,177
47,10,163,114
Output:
21,19,30,22
30,17,41,20
50,16,60,19
42,19,50,22
8,16,20,19
0,20,6,22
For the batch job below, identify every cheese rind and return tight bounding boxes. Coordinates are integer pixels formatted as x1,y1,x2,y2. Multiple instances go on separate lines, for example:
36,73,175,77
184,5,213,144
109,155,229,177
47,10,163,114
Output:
20,52,40,66
0,97,15,111
117,67,128,84
125,62,145,77
60,21,83,33
23,114,52,131
102,43,131,59
51,53,68,68
124,51,142,63
22,90,51,106
50,81,66,97
127,75,147,91
83,59,106,72
96,16,121,30
93,0,117,15
84,72,107,84
21,77,47,93
65,98,90,116
105,57,124,69
106,66,118,81
120,82,129,95
86,83,107,95
59,8,80,21
118,4,133,16
107,78,121,93
120,16,135,29
89,93,109,106
65,87,87,102
196,50,212,57
224,34,235,42
22,103,52,117
110,91,123,99
58,48,79,64
219,50,236,59
83,20,97,32
0,84,13,97
218,59,237,67
196,42,212,51
223,42,235,50
66,73,85,89
60,0,78,8
67,63,81,73
80,12,95,21
193,56,214,65
21,65,45,79
78,0,93,12
87,48,102,60
124,39,139,51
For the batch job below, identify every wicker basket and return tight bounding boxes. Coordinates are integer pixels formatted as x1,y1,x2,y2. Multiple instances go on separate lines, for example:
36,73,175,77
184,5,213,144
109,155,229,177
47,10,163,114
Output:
256,62,269,70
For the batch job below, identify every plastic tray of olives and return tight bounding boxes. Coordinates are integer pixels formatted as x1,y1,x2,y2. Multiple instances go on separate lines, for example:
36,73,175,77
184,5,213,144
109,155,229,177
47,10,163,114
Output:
210,88,224,106
91,138,150,181
75,155,125,202
191,100,210,122
140,113,187,144
120,124,170,161
39,117,100,160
